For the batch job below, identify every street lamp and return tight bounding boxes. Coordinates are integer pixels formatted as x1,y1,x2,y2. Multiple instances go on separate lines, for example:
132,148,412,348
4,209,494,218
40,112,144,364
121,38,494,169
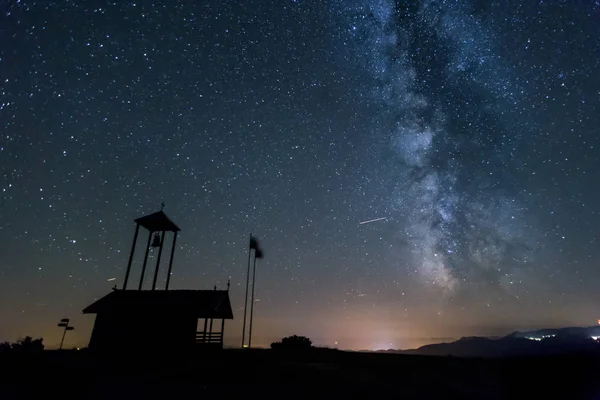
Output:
57,318,75,350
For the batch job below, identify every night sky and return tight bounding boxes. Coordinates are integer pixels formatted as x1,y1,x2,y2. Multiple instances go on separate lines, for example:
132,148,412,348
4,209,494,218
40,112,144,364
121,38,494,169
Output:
1,0,600,350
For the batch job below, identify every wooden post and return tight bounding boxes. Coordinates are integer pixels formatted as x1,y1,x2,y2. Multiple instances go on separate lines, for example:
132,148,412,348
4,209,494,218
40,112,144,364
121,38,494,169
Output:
242,234,253,347
151,231,166,290
59,324,68,350
203,318,208,343
138,230,153,290
221,319,225,346
248,254,258,348
165,231,178,290
123,223,140,290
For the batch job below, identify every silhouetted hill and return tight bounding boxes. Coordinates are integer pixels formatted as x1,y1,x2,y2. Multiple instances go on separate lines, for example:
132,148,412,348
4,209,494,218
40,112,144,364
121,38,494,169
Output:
402,337,536,357
400,327,600,357
508,326,600,339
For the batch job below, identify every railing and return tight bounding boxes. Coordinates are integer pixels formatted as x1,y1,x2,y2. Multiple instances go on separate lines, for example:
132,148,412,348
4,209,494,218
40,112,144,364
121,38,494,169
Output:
196,332,223,344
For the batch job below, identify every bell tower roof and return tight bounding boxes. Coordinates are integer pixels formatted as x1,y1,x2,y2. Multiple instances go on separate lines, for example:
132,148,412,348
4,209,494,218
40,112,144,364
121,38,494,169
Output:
134,210,180,232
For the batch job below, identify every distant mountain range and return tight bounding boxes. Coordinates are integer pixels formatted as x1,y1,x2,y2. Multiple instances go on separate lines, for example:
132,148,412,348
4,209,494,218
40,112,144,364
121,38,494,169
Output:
370,326,600,357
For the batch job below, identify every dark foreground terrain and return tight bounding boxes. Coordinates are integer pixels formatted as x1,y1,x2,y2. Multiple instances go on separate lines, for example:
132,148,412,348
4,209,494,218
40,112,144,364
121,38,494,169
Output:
1,348,599,399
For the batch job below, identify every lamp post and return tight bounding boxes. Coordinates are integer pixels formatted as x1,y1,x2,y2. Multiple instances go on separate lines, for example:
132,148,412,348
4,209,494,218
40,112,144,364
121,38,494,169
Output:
57,318,74,350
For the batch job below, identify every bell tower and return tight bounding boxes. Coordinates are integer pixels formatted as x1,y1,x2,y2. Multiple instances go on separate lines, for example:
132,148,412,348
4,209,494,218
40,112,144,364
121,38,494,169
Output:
122,203,181,290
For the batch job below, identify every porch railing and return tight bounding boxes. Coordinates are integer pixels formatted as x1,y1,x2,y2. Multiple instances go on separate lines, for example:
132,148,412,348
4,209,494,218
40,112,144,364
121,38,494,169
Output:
196,332,223,344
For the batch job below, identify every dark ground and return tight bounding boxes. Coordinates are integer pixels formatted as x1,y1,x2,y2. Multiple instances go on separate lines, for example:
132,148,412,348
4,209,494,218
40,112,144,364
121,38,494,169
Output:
1,348,599,399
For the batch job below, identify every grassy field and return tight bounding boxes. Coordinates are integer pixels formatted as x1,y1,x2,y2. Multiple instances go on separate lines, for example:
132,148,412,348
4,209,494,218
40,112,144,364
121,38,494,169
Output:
1,348,599,399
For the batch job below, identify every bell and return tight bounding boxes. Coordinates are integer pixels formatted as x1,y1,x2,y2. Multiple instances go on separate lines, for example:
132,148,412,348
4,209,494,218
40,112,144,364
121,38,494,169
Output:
151,232,162,248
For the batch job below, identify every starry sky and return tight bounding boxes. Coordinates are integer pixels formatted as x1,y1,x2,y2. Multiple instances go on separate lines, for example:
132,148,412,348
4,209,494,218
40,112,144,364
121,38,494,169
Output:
1,0,600,350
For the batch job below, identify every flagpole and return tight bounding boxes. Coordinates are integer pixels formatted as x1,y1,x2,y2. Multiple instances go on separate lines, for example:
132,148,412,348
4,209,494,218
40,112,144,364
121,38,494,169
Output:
241,233,253,347
248,252,259,348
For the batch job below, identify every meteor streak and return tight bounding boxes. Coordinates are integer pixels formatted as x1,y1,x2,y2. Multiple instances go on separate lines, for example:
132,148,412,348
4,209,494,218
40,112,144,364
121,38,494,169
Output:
359,217,387,225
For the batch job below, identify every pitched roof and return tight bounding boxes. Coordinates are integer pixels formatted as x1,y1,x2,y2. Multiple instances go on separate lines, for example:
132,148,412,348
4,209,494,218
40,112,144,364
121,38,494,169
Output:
134,210,180,232
83,290,233,319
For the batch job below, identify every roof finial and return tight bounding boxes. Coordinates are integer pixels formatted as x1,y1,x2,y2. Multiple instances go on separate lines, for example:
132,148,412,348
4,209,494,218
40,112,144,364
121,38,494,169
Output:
160,201,165,211
227,278,231,291
214,284,217,291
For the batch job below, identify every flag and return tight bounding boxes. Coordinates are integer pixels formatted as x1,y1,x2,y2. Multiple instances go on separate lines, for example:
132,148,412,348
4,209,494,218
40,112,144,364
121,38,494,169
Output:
255,248,264,259
249,235,260,250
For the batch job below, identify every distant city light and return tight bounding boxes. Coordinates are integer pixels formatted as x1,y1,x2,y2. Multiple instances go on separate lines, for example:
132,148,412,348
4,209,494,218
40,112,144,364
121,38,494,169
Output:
525,334,556,341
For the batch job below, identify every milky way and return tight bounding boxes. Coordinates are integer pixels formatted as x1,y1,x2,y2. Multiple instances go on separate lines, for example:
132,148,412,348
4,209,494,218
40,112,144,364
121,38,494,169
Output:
341,0,541,293
1,0,600,349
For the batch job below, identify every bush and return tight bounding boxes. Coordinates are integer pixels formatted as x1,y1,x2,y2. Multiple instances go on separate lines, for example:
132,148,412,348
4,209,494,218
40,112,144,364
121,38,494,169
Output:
14,336,44,352
0,342,11,354
270,335,312,350
0,337,44,354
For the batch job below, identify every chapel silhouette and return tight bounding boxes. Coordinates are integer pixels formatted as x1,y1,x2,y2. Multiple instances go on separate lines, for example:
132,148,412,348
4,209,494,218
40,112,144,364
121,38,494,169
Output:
83,207,233,351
